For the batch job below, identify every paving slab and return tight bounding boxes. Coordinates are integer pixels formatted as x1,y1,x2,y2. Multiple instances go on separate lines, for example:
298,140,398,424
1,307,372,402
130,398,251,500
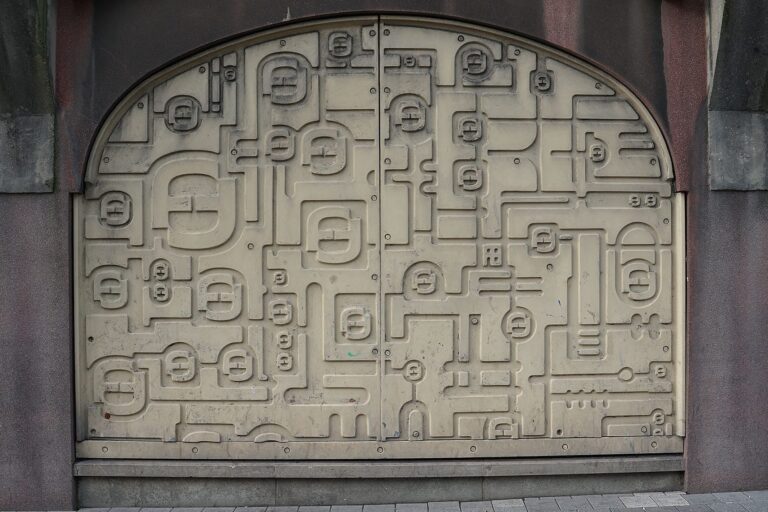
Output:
428,502,460,512
742,503,768,512
676,505,714,512
267,508,299,512
563,497,591,503
684,496,720,505
715,495,751,504
491,500,524,508
396,505,428,512
745,492,768,503
364,506,395,512
141,509,172,512
555,497,593,512
460,502,494,512
709,503,748,512
523,500,559,512
203,509,236,512
491,499,525,512
332,507,363,512
654,496,690,507
620,496,657,508
587,496,625,509
299,507,330,512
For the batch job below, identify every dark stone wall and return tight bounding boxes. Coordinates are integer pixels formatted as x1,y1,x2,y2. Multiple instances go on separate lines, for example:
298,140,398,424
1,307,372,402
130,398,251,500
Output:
0,2,73,509
685,125,768,491
19,0,768,509
0,0,54,192
0,188,75,509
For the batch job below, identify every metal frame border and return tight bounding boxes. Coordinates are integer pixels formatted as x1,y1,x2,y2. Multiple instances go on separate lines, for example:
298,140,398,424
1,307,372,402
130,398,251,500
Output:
74,14,686,462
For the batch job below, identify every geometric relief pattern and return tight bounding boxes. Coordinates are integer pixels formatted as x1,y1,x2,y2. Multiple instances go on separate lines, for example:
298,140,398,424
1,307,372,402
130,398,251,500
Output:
76,17,684,459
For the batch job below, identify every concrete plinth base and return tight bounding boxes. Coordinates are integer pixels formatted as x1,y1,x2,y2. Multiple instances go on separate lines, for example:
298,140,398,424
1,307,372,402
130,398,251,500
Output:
76,456,683,507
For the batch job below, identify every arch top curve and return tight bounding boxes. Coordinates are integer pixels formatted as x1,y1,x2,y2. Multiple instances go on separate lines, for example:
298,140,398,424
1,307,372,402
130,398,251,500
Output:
85,15,673,186
75,15,684,459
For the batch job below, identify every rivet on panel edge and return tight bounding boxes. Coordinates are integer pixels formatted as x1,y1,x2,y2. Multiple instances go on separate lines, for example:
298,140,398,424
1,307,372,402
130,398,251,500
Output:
651,441,658,448
280,40,286,46
469,445,477,452
562,443,569,450
371,195,377,201
458,35,465,42
383,29,390,36
377,446,384,453
101,446,108,453
199,66,206,73
284,447,290,453
369,30,376,36
192,446,199,454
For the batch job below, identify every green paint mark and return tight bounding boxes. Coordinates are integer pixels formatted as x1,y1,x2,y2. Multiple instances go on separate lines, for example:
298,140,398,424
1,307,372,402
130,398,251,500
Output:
347,351,356,357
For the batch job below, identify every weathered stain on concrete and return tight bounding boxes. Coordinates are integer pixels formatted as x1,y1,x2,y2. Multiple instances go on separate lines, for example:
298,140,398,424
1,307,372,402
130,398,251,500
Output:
0,0,55,192
661,0,708,193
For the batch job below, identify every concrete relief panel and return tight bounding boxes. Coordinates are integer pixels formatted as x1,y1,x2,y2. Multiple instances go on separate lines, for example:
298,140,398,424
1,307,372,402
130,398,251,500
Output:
75,17,684,459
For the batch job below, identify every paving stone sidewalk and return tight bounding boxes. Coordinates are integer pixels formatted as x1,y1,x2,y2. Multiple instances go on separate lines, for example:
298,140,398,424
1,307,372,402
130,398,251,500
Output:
72,490,768,512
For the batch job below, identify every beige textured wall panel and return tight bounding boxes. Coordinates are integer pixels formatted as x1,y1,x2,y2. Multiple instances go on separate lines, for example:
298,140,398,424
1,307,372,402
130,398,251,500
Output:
75,16,684,460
